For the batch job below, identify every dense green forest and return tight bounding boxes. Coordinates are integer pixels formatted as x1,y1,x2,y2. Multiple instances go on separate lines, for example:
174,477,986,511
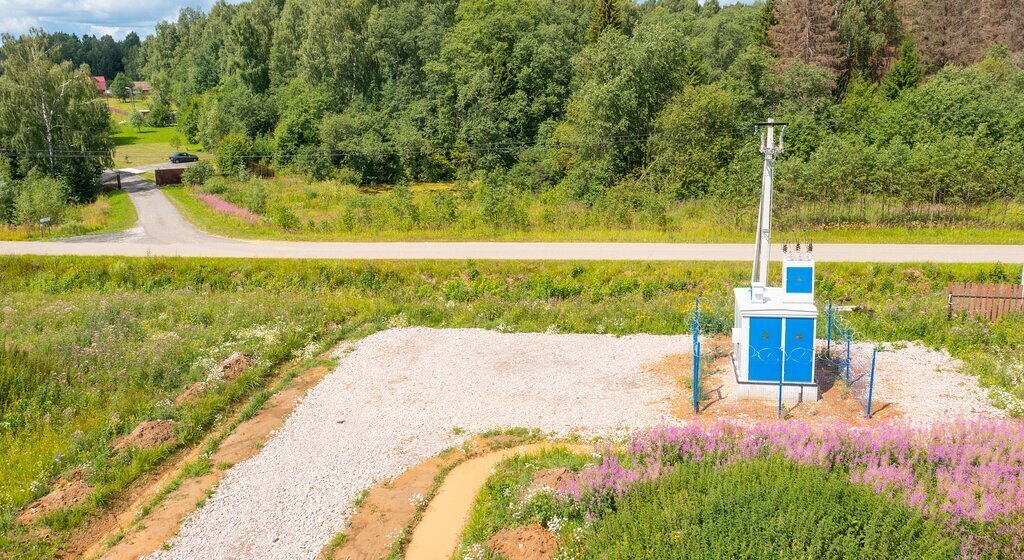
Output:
2,0,1024,229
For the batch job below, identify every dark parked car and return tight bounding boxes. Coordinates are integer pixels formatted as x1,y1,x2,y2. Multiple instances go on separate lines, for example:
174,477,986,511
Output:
170,152,199,164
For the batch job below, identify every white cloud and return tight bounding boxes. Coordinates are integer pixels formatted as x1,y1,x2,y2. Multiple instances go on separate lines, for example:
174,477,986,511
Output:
0,0,224,38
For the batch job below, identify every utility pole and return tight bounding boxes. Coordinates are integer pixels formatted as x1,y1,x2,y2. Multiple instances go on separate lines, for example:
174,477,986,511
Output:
750,119,787,301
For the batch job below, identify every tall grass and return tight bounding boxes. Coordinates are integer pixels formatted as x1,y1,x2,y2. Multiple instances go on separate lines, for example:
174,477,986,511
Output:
163,176,1024,243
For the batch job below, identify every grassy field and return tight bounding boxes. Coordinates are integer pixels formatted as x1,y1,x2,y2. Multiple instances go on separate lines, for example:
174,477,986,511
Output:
168,174,1024,243
111,121,204,168
0,190,136,241
0,257,1021,557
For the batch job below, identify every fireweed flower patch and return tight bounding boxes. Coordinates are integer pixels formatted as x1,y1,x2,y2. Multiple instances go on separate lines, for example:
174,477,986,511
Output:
559,419,1024,559
194,193,260,223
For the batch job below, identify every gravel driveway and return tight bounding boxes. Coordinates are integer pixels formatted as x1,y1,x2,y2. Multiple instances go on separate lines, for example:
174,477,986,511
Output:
150,328,689,560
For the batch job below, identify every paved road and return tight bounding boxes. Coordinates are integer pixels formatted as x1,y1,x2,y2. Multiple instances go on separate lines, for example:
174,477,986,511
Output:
1,176,1021,263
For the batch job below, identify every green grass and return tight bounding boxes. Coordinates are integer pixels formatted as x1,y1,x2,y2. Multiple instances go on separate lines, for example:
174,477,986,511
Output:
111,121,204,168
0,190,137,241
167,173,1024,243
584,458,954,559
0,257,1021,557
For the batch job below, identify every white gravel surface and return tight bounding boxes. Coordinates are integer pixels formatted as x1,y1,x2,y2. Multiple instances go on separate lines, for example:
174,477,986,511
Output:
149,327,689,560
867,341,1003,424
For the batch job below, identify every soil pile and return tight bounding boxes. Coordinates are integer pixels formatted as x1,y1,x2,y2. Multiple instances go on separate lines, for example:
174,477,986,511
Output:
17,467,94,525
113,420,176,451
486,525,558,560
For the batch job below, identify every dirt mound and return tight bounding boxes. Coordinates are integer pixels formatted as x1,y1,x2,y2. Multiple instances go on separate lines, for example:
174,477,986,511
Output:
218,352,251,380
486,524,559,560
526,468,573,495
114,420,176,451
17,467,94,526
175,381,208,405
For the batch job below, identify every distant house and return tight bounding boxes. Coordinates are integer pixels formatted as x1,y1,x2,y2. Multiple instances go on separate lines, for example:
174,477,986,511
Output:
132,81,151,97
90,76,107,95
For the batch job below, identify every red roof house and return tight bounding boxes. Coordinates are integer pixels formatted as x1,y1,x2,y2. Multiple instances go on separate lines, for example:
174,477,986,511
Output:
91,76,107,94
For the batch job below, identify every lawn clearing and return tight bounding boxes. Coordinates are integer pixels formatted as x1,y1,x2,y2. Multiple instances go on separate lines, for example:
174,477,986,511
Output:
111,121,204,168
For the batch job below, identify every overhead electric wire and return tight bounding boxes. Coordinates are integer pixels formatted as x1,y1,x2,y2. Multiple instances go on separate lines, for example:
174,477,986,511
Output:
4,105,1019,160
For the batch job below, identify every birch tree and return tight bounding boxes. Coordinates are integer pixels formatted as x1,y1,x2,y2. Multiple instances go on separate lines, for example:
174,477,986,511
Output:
0,31,112,200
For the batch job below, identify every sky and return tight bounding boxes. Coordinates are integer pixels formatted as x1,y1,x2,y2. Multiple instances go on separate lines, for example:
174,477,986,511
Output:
0,0,755,40
0,0,223,39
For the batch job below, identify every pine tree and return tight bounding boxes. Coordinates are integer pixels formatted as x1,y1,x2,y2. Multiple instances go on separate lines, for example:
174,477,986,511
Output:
588,0,624,42
768,0,846,78
898,0,981,68
882,40,921,98
755,0,778,47
979,0,1024,53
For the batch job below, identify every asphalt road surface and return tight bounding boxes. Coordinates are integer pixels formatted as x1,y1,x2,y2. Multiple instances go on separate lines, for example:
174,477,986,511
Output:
1,175,1021,263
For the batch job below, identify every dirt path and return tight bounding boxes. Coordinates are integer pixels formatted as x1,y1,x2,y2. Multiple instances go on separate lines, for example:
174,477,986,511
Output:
76,364,332,560
405,444,587,560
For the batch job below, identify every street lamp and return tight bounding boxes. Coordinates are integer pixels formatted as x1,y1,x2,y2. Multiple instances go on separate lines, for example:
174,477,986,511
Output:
125,86,135,112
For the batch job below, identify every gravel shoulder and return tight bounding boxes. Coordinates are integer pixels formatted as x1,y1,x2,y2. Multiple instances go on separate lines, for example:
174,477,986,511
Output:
149,328,689,560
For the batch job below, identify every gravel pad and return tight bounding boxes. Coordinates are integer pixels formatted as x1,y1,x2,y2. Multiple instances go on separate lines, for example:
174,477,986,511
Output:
150,327,688,560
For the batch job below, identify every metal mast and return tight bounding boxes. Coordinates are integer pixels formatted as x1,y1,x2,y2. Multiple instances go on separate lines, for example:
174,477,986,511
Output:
750,119,787,291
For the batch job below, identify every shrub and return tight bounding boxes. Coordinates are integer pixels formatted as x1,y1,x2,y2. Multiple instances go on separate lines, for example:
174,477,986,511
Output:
181,161,215,186
14,178,68,225
294,145,332,181
0,180,15,224
271,204,300,230
200,177,229,195
241,179,268,214
216,133,251,179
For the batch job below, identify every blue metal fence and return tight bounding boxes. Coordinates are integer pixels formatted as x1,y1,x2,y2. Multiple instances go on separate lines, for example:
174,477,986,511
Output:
692,298,702,415
821,302,879,418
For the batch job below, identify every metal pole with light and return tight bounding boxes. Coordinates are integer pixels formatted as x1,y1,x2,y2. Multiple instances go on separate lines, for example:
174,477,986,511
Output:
126,87,135,113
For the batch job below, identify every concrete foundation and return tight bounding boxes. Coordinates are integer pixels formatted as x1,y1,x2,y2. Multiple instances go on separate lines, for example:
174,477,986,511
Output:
735,380,819,402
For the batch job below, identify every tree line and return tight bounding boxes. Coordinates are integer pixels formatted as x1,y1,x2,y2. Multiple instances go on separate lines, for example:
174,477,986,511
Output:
2,0,1024,228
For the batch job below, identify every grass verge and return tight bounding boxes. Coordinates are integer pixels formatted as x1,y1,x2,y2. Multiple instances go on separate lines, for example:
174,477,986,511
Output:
0,190,137,241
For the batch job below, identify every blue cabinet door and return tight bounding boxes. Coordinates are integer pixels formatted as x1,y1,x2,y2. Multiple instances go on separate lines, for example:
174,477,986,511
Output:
748,317,782,381
784,318,814,383
786,266,814,294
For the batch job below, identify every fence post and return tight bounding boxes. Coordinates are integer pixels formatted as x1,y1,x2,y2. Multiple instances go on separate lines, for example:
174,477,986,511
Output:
845,332,851,386
777,361,784,419
826,301,833,357
692,298,700,415
866,346,877,419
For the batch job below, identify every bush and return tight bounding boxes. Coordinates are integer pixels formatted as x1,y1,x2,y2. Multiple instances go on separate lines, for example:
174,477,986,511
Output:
216,133,251,179
271,204,301,230
294,145,332,181
200,177,229,195
0,180,15,224
241,179,268,214
14,178,68,225
181,161,215,186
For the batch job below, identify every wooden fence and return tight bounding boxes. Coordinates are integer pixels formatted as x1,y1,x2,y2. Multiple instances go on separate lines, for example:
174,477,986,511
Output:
947,282,1024,320
155,167,185,186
